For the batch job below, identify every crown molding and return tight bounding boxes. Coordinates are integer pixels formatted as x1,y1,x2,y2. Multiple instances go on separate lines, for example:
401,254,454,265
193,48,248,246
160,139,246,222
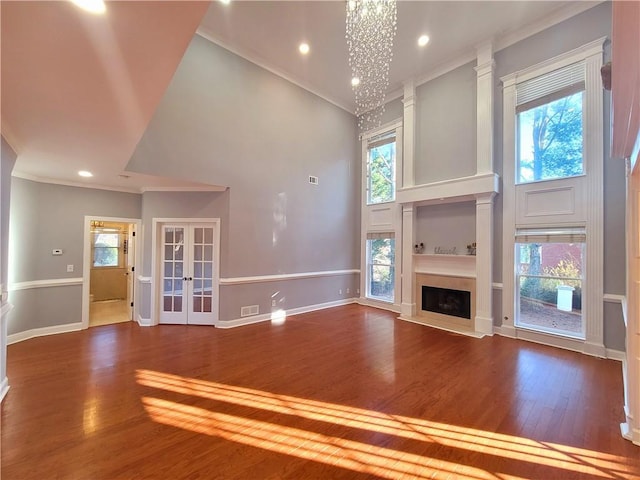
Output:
11,171,142,194
140,185,227,193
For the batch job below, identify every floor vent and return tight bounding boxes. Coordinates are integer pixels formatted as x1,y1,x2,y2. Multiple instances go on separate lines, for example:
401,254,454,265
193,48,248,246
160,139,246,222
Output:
240,305,259,317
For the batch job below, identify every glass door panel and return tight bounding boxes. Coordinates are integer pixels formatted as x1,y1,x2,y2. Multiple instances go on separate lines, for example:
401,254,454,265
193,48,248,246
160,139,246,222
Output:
188,226,216,323
159,226,187,324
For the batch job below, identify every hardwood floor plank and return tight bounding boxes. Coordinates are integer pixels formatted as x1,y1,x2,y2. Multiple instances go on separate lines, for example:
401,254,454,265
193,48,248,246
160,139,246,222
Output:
2,304,638,479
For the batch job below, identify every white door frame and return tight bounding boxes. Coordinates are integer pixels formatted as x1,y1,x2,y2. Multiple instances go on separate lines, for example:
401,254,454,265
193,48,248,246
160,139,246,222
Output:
151,218,221,326
82,216,142,329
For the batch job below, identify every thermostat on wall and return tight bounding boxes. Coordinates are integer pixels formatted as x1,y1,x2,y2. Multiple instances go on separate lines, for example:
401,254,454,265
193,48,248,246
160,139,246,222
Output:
52,249,63,256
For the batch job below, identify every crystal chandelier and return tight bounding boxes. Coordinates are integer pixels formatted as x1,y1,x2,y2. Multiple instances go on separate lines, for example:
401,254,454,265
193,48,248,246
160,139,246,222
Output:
346,0,397,130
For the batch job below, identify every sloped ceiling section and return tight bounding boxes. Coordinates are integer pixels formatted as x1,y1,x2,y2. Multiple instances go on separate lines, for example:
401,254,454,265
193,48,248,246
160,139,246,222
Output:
1,1,213,191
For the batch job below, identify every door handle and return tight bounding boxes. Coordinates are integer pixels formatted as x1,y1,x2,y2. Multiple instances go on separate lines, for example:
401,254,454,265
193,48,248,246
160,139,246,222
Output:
188,277,193,281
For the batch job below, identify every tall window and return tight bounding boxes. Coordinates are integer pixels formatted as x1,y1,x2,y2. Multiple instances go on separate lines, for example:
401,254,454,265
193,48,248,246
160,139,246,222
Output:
516,62,585,184
367,132,396,204
366,234,395,302
93,231,119,267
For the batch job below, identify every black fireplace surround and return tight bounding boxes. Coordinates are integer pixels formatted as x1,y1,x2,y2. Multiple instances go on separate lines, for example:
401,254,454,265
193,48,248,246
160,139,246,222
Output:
422,286,471,320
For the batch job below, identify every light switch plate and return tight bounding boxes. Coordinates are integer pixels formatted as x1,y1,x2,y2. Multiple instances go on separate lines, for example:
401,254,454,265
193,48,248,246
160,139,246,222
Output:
66,264,74,273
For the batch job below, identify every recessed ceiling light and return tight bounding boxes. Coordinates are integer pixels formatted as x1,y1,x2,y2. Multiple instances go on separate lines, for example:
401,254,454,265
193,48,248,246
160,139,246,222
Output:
78,170,93,178
70,0,106,14
219,0,231,4
418,35,430,47
299,43,310,55
351,77,360,87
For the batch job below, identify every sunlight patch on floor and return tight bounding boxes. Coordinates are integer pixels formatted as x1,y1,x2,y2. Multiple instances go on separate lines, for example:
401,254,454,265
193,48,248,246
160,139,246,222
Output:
137,369,637,480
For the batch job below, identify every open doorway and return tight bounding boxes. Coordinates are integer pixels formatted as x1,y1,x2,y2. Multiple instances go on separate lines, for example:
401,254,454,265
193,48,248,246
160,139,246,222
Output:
83,217,139,328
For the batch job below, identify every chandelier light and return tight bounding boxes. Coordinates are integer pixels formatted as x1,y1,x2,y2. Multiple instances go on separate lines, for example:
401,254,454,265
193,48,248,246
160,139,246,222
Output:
346,0,397,130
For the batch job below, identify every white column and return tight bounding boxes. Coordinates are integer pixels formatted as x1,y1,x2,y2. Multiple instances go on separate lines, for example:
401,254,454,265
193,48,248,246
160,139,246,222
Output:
475,43,495,175
400,204,416,317
583,49,606,357
402,80,416,188
475,193,495,335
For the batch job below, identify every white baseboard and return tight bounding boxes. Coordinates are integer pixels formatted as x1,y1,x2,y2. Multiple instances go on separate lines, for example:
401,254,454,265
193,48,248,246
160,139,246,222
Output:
356,297,401,313
217,298,357,329
137,315,151,327
0,377,9,403
8,322,83,345
605,348,626,362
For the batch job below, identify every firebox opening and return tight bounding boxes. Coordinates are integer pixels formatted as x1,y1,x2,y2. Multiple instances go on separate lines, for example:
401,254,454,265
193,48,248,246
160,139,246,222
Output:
422,286,471,320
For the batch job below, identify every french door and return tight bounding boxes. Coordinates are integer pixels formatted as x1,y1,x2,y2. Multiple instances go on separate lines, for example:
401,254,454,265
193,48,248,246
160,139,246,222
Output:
159,223,218,325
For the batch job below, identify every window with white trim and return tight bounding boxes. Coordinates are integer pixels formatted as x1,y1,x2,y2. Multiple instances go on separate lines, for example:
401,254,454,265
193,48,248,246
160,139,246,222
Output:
516,62,585,184
366,233,395,302
366,131,396,205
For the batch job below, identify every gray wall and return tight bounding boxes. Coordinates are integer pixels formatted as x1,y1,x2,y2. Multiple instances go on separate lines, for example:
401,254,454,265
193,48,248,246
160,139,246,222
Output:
415,201,476,254
415,61,477,185
127,35,360,321
7,179,141,334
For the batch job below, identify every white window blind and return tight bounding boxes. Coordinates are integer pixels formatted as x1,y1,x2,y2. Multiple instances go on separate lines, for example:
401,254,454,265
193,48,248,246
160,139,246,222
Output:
515,227,586,244
516,61,585,113
367,131,395,150
366,232,395,240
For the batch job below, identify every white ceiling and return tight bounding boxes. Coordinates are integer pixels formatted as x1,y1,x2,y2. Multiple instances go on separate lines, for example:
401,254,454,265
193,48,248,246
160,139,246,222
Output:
1,0,600,191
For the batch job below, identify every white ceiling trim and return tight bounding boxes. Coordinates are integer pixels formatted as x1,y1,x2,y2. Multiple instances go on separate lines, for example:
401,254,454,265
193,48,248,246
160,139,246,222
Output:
140,185,227,193
11,171,143,194
196,26,356,115
11,171,227,195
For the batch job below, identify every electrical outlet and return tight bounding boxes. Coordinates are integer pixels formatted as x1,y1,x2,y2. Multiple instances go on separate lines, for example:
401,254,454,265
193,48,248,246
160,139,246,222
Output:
272,300,276,307
339,289,342,295
346,288,350,294
356,288,360,294
66,264,74,273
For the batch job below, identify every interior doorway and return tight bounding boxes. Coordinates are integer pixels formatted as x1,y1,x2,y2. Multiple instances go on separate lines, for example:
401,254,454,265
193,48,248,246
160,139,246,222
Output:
82,216,141,329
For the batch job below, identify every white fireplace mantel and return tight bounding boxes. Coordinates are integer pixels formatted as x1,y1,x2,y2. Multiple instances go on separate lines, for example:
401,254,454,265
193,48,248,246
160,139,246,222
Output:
397,173,499,206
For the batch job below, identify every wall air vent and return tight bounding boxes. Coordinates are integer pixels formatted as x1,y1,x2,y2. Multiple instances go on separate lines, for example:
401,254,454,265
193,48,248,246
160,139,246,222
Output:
309,175,319,185
240,305,259,317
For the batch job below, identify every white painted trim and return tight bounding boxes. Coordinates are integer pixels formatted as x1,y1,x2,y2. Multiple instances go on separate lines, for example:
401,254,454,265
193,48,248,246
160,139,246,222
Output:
219,269,360,286
12,171,225,195
606,349,626,362
139,185,227,193
196,28,355,115
603,294,625,304
217,299,357,329
356,297,401,314
12,171,141,194
398,315,486,339
500,36,607,85
8,322,82,345
396,173,500,205
8,278,83,291
0,377,9,403
137,315,151,327
137,276,152,284
1,301,13,317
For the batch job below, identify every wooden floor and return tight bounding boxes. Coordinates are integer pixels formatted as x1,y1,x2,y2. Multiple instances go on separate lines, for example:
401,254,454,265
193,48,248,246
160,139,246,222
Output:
2,304,638,479
89,299,131,327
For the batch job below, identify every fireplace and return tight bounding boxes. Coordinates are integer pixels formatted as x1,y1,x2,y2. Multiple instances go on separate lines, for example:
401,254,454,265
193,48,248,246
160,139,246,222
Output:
414,273,476,331
422,286,471,320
